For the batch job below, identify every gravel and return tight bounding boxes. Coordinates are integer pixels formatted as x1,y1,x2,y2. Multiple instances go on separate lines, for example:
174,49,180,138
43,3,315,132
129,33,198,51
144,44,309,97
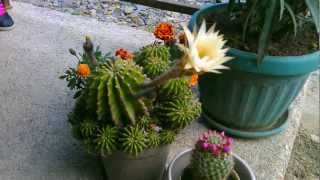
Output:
14,0,225,31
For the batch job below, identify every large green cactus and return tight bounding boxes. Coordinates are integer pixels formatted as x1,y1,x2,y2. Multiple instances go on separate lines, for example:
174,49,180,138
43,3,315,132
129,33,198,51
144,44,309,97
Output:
135,43,170,79
83,59,148,127
191,131,234,180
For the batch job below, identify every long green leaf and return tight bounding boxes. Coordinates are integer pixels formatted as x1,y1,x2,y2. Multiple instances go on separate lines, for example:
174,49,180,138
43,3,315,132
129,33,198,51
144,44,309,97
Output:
284,2,298,36
305,0,320,33
257,0,277,65
228,0,237,12
279,0,285,20
242,0,259,42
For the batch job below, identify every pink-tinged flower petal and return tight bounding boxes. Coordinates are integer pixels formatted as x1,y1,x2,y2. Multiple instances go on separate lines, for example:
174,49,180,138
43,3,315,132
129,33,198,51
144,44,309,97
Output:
220,131,225,137
226,137,233,146
202,135,209,141
199,137,204,141
212,147,221,156
209,144,217,152
208,129,213,135
201,142,209,150
223,145,231,153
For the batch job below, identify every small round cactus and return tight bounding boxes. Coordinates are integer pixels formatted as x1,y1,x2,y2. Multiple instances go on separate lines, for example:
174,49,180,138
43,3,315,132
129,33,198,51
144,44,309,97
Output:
135,43,171,79
191,130,234,180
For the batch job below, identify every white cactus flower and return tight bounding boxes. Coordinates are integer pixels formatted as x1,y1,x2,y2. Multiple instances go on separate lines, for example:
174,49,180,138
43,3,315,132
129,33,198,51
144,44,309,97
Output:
182,21,232,73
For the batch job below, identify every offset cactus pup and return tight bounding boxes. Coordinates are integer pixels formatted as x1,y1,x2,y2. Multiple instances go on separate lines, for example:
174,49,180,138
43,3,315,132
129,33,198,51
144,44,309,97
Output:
166,131,255,180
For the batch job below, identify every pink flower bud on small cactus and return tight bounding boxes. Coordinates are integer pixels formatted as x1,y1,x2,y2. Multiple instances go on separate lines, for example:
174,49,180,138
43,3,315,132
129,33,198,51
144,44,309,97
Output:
223,145,231,153
226,137,233,146
202,142,209,150
220,131,225,137
196,130,234,156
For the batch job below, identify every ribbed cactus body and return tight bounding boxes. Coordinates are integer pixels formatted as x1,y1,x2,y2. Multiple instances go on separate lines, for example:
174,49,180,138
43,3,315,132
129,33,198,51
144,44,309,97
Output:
83,60,147,127
191,150,234,180
156,93,201,129
135,44,170,78
160,78,189,96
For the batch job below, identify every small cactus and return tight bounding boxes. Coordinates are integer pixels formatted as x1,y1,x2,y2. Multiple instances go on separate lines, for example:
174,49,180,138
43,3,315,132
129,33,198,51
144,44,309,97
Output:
160,130,176,144
135,43,171,78
120,126,148,156
147,131,161,148
156,93,201,129
96,126,118,155
160,77,189,96
191,131,234,180
80,118,97,137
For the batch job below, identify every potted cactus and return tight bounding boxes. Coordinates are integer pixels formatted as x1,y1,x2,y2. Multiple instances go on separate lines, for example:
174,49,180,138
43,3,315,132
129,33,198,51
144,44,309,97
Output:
60,21,231,180
189,1,320,138
166,130,255,180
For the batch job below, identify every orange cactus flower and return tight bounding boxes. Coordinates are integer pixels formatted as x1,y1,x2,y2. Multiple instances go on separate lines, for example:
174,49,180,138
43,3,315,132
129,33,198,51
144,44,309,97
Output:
189,73,199,87
178,32,187,45
77,64,91,78
154,22,175,42
115,48,134,60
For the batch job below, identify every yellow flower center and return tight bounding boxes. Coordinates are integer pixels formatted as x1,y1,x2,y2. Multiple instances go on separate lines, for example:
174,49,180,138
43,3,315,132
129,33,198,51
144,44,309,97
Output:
196,36,220,60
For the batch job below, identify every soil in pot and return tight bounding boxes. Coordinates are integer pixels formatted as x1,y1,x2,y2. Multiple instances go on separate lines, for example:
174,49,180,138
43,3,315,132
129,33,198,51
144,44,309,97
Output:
198,8,318,56
180,167,240,180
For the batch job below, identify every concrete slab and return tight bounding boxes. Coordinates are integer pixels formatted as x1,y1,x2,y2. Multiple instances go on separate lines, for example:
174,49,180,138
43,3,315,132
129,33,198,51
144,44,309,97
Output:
169,83,307,180
0,2,305,180
0,2,153,180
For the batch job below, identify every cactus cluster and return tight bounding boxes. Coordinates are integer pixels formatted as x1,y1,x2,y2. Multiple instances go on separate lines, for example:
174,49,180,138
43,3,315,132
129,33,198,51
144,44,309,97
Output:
191,131,234,180
62,37,201,156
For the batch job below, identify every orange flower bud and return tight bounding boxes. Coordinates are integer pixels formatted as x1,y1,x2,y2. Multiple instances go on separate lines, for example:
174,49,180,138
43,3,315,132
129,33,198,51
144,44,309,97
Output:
115,48,134,60
189,73,199,87
154,22,175,42
77,64,90,78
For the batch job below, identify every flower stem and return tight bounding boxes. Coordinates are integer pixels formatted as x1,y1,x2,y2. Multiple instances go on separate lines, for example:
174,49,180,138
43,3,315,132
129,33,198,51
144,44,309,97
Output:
136,55,191,98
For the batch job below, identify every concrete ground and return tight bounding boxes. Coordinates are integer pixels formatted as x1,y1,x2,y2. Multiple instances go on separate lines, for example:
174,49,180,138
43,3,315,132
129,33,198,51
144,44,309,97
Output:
0,2,153,179
0,2,316,180
285,71,320,180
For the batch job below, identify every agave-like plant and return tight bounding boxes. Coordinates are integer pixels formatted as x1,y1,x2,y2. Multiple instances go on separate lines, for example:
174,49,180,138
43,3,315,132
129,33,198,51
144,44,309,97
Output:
228,0,319,63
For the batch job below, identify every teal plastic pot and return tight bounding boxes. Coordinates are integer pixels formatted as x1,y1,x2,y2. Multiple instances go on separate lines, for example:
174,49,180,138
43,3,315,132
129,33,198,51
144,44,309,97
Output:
189,3,320,138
